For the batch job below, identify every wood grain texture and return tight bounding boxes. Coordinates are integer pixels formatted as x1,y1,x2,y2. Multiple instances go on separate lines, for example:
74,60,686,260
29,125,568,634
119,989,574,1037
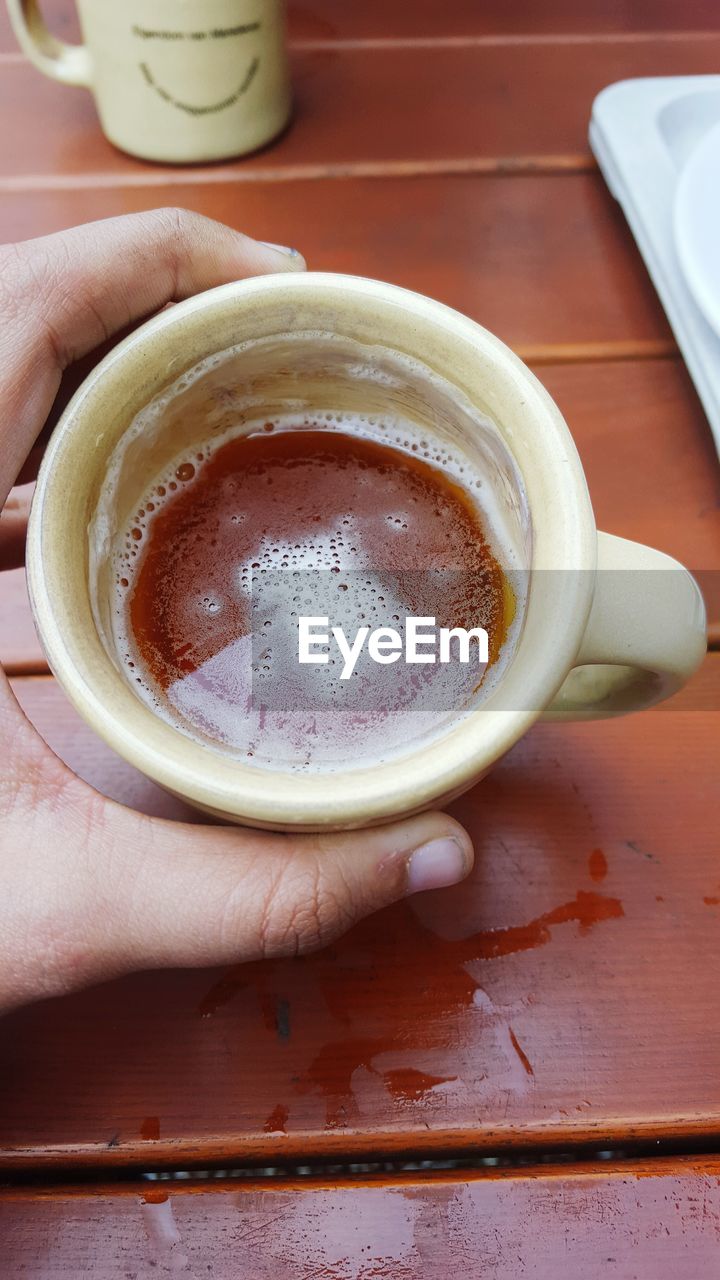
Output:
542,357,720,566
3,354,716,675
2,39,720,186
2,0,720,53
3,1160,720,1278
0,657,717,1169
0,174,675,356
288,0,720,41
539,359,720,624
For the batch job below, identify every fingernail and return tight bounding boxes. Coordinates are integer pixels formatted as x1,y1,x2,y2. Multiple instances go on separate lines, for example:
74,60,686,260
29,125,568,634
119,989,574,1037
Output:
406,837,469,895
260,241,302,258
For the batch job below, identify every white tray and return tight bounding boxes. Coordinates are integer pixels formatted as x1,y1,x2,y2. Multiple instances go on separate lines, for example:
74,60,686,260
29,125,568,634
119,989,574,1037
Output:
590,76,720,456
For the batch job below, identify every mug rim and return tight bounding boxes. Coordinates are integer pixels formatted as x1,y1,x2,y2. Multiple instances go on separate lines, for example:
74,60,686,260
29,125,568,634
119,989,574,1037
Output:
27,272,597,828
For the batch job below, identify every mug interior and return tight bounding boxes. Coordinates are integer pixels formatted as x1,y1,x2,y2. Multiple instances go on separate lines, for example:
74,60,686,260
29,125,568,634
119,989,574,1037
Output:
28,274,595,828
89,330,533,770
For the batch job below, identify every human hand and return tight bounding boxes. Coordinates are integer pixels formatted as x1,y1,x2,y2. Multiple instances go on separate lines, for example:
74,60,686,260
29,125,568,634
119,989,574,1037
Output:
0,209,473,1012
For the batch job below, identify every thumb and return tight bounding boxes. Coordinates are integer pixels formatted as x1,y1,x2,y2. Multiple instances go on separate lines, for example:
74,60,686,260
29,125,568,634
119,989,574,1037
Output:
101,806,474,975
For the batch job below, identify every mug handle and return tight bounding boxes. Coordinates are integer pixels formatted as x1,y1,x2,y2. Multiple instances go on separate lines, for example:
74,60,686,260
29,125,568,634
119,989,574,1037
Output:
541,532,706,720
7,0,92,86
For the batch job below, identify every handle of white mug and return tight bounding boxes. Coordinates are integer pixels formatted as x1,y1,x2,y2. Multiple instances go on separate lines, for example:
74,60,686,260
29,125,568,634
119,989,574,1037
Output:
542,532,706,720
7,0,92,86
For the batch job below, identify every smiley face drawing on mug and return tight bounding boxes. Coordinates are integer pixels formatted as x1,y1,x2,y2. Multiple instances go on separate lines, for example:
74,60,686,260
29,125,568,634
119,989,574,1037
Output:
133,21,262,117
7,0,292,161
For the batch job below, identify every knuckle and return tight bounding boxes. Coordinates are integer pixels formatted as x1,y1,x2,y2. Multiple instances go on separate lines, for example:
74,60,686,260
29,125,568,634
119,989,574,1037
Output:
145,206,210,298
152,205,201,247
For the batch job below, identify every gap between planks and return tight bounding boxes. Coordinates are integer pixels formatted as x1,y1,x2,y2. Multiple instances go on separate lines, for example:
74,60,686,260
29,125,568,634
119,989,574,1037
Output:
1,33,719,60
7,1115,720,1176
3,1153,720,1199
0,156,595,193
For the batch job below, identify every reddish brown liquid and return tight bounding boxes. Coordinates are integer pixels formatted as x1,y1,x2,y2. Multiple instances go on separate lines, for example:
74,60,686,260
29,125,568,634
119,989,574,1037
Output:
121,425,511,762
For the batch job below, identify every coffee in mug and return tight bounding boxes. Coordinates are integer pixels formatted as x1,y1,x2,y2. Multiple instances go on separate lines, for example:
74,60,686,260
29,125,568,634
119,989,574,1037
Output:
108,417,517,770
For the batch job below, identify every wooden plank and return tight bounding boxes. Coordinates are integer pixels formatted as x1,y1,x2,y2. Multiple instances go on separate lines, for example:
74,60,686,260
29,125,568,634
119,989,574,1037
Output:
2,39,720,186
288,1,720,41
3,354,716,675
0,656,718,1169
0,174,675,356
0,569,43,676
3,1161,720,1279
539,359,720,597
2,1,720,53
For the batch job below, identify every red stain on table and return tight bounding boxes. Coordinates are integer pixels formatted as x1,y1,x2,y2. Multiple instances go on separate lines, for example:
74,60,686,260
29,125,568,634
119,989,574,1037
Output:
472,890,624,960
198,887,625,1024
508,1027,535,1077
588,848,608,882
703,896,720,906
264,1103,289,1134
297,1042,457,1125
301,1037,385,1128
196,889,623,1128
140,1117,160,1142
198,971,246,1019
307,890,622,1123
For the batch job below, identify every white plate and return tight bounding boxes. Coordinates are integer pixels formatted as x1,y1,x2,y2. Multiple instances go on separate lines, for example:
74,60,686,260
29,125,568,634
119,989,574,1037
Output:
674,118,720,340
591,76,720,456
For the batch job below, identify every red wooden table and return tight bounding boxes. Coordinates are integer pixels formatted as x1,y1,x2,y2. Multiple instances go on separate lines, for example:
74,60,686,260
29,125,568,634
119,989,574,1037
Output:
1,2,720,1275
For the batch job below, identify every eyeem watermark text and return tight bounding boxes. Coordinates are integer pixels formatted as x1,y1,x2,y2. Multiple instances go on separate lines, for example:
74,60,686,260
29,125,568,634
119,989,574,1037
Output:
298,616,489,680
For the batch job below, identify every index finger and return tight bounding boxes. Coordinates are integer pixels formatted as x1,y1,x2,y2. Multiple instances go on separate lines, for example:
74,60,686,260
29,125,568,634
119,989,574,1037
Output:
0,208,305,504
8,207,305,369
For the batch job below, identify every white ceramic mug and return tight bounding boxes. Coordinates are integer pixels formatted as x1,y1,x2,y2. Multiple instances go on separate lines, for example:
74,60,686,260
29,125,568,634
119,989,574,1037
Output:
27,274,707,830
7,0,291,162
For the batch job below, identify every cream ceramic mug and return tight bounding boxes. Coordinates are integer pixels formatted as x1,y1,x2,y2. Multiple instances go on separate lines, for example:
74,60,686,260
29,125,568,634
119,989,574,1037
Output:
7,0,290,162
27,274,706,831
